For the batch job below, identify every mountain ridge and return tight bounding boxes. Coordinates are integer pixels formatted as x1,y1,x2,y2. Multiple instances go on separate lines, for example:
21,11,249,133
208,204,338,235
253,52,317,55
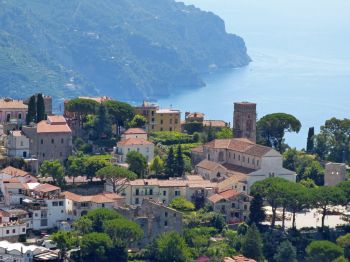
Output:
0,0,250,99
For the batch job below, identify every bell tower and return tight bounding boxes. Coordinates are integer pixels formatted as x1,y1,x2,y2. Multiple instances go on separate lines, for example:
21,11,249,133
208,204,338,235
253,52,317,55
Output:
233,102,256,143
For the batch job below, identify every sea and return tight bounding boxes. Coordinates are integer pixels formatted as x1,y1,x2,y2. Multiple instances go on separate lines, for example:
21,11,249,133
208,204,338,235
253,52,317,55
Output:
158,0,350,149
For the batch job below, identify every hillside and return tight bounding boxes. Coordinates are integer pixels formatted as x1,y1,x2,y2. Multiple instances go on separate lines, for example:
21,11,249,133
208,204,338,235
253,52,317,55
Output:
0,0,250,100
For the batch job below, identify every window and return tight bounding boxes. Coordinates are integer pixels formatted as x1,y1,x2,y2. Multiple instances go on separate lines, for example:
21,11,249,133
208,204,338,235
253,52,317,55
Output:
248,158,250,163
135,198,139,205
51,139,54,144
238,155,240,161
243,186,246,191
175,119,178,124
20,141,24,146
43,153,45,157
175,191,180,196
59,201,64,206
52,201,58,206
22,228,25,233
243,156,245,162
41,139,44,144
169,127,172,131
165,212,168,217
102,203,105,208
149,189,153,195
164,221,168,227
244,205,248,210
136,189,139,196
232,203,236,208
61,138,64,144
6,230,9,235
18,113,22,119
13,229,16,233
163,191,166,196
160,119,163,124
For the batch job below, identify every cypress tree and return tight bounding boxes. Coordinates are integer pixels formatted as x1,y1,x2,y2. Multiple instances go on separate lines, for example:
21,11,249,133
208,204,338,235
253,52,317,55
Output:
274,240,297,262
165,147,175,176
93,103,112,139
249,194,266,225
36,93,46,122
207,123,214,142
26,95,36,125
306,127,315,153
175,145,185,177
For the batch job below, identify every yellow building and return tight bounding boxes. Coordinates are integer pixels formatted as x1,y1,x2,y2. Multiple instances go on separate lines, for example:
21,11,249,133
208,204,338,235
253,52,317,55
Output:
135,102,181,132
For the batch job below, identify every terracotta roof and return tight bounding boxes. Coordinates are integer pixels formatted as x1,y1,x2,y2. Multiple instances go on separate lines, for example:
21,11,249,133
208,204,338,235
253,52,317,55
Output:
37,119,71,133
208,189,244,204
191,146,204,153
217,175,248,192
32,183,60,193
1,166,30,178
222,163,255,176
118,138,153,146
185,175,205,181
232,255,257,262
47,115,66,124
204,138,273,157
4,182,26,190
63,191,123,203
124,128,147,135
126,178,216,188
203,120,227,127
196,159,224,171
11,130,23,137
0,210,10,218
7,209,28,217
0,99,27,109
187,112,204,118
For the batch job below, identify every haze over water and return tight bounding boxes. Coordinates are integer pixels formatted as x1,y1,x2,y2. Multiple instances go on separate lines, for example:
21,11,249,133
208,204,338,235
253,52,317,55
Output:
159,0,350,149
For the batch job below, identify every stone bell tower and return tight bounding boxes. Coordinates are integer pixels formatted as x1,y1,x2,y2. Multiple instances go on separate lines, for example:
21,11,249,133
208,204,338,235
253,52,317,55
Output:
233,102,257,143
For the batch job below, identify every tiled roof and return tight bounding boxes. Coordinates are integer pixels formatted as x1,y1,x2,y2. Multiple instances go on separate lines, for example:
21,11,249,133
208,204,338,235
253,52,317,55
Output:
191,145,204,153
37,119,71,133
0,99,27,109
208,189,243,204
118,138,153,146
63,191,123,203
47,115,66,124
1,166,30,177
185,175,205,181
11,130,23,137
124,128,147,134
196,159,224,171
217,175,248,192
232,255,257,262
127,178,216,188
204,138,273,157
222,163,255,176
187,112,204,118
32,183,60,193
0,210,10,218
203,120,227,127
78,96,112,103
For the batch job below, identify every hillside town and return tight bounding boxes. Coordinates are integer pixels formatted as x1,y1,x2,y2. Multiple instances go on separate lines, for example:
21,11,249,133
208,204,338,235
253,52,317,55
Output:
0,94,349,262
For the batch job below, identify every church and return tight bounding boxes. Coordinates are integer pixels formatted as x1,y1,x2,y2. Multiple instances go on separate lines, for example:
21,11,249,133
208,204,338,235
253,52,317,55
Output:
192,102,296,193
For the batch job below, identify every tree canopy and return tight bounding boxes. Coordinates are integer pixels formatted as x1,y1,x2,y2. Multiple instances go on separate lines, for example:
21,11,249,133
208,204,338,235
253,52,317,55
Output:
126,151,148,177
306,240,344,262
39,160,65,186
257,113,301,152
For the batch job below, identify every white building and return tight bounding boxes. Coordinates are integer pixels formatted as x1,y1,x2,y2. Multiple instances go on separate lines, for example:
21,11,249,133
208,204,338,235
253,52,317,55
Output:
0,210,26,241
112,128,154,164
193,138,296,193
0,166,37,184
0,240,58,262
4,131,30,158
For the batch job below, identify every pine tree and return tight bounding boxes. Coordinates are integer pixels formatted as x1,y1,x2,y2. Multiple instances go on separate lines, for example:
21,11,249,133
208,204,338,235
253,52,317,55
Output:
26,95,36,125
36,93,46,122
306,127,315,153
175,145,185,177
249,194,266,225
165,147,175,176
241,224,264,262
274,240,297,262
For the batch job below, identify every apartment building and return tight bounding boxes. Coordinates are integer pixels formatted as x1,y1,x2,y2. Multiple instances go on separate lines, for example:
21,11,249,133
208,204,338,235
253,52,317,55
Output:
0,210,26,241
108,175,217,206
22,115,72,164
207,189,252,224
135,101,181,132
4,130,30,158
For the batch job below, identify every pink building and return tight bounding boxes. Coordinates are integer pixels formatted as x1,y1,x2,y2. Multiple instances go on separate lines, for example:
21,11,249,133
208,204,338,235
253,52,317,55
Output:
0,98,27,124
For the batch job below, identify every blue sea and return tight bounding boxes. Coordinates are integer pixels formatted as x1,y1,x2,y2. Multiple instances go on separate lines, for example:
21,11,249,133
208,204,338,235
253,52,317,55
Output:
158,0,350,149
